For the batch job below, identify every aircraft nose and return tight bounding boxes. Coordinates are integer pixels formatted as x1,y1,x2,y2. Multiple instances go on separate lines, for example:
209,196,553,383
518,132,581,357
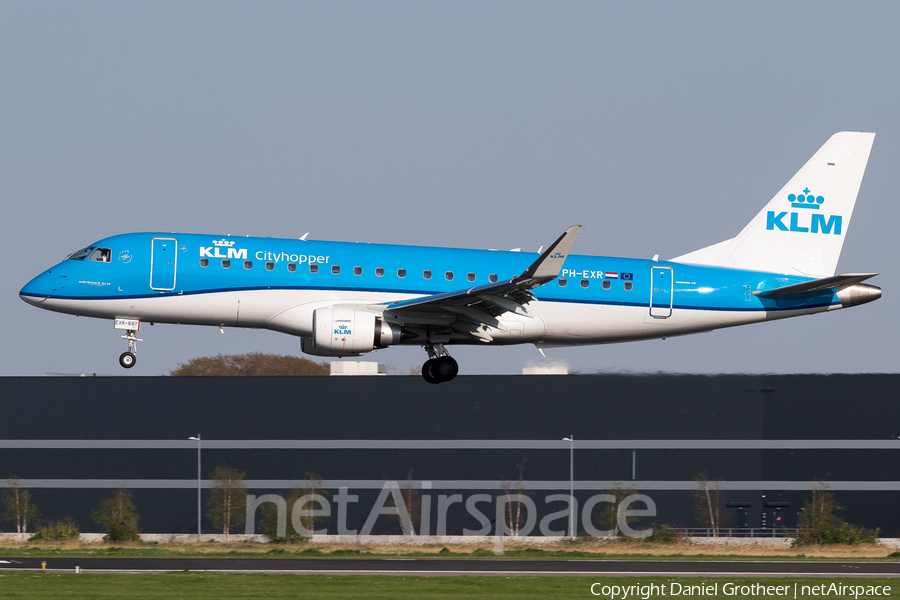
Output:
20,271,55,306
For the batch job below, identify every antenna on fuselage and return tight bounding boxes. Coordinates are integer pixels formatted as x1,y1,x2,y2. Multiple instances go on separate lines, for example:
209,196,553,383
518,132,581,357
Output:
300,233,310,241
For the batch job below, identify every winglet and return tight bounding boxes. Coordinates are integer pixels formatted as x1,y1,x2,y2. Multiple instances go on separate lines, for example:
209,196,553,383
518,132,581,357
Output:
519,225,582,282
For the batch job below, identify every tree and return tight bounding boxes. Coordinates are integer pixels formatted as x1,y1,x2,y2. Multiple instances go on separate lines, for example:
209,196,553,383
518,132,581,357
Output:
384,468,420,535
295,472,330,536
499,458,532,536
92,488,140,542
261,472,330,543
691,471,723,537
30,518,80,541
170,353,329,376
594,483,639,538
796,481,879,545
260,489,302,543
207,465,248,541
2,476,39,540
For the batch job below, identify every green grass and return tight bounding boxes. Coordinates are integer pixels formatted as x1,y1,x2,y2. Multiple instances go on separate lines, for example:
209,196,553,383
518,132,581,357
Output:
0,574,897,600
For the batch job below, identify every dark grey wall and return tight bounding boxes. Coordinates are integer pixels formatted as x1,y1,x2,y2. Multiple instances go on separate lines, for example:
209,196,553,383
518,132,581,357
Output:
1,374,897,536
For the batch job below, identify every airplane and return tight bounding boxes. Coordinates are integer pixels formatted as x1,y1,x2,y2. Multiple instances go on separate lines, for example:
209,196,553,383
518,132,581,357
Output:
20,132,880,383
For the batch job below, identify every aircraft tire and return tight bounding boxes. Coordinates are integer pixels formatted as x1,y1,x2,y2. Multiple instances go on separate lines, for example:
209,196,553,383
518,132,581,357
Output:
119,352,137,369
422,359,441,384
434,356,459,381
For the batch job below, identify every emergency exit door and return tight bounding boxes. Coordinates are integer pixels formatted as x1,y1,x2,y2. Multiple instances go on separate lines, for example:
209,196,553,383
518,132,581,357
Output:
150,237,178,291
649,266,673,318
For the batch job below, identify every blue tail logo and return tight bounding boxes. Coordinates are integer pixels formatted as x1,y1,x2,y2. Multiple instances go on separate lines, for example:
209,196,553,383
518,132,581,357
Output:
767,188,841,235
789,188,825,210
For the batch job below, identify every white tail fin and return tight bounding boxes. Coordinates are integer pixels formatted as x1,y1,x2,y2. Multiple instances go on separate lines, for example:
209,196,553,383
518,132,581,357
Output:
672,132,875,277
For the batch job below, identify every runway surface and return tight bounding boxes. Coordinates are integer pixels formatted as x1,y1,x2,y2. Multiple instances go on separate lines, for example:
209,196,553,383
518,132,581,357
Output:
3,557,900,577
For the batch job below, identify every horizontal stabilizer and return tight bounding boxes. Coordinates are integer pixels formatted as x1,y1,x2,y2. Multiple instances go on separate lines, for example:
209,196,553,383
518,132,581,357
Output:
752,273,878,297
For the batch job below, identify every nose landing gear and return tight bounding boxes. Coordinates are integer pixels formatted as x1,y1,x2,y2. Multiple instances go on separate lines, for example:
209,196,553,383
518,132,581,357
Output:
422,343,458,384
119,329,142,369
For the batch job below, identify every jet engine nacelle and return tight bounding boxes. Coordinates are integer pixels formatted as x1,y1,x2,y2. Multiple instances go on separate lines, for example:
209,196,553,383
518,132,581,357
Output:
306,306,403,357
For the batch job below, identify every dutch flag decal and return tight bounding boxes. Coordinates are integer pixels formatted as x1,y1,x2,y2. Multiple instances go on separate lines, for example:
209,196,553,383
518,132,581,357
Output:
605,272,619,279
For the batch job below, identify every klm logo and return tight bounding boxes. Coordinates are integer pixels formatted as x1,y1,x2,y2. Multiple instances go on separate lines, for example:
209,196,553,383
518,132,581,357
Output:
199,238,248,259
766,188,841,235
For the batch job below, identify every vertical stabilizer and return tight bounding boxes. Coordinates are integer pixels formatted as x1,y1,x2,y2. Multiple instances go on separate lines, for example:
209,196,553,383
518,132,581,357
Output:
672,132,875,277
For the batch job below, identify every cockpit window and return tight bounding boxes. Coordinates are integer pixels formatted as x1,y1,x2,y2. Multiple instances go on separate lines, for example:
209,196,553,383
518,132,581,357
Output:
88,248,112,263
68,247,95,261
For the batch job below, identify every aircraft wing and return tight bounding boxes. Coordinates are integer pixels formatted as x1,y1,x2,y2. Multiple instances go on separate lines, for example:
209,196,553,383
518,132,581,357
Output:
382,225,582,334
752,273,878,297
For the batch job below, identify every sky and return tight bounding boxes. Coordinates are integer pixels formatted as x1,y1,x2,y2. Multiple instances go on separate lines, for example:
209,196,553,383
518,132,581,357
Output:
1,1,898,376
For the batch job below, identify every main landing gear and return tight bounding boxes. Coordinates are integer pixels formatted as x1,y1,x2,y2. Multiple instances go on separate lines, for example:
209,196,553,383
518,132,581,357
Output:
422,343,458,384
119,329,142,369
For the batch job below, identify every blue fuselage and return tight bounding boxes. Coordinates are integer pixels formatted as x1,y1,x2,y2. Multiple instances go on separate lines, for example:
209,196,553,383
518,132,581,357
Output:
20,232,833,317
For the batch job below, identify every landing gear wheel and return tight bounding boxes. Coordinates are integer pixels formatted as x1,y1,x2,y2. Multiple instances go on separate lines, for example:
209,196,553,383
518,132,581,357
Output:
422,359,441,384
421,356,458,384
421,343,459,384
119,352,136,369
118,327,142,369
433,356,459,382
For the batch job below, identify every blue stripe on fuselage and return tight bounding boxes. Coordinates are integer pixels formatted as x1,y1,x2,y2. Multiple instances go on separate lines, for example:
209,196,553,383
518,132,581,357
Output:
21,232,832,313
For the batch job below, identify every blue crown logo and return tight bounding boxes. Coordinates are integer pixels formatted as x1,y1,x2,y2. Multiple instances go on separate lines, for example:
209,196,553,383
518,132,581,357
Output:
788,188,824,210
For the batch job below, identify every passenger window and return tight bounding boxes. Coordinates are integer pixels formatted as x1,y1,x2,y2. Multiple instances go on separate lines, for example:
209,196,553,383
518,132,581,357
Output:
580,279,589,288
266,262,275,271
222,259,231,269
489,274,498,283
376,267,384,277
445,271,454,281
602,280,611,290
397,269,407,278
558,278,567,287
423,270,432,280
624,281,633,291
200,258,209,268
244,260,253,270
353,266,362,276
467,272,475,282
89,248,111,263
332,265,340,274
287,263,297,272
310,264,318,274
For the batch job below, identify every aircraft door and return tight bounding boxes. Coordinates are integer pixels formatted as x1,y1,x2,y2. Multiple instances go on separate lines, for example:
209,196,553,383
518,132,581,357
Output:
649,266,673,318
150,237,178,291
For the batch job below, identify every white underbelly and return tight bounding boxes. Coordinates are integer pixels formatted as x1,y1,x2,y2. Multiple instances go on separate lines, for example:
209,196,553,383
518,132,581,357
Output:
37,291,829,346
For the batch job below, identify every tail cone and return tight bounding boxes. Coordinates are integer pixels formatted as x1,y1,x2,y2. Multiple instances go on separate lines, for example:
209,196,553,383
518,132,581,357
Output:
837,284,881,308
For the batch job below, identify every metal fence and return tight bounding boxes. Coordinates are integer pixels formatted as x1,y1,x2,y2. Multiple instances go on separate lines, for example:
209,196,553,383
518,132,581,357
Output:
673,527,801,538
